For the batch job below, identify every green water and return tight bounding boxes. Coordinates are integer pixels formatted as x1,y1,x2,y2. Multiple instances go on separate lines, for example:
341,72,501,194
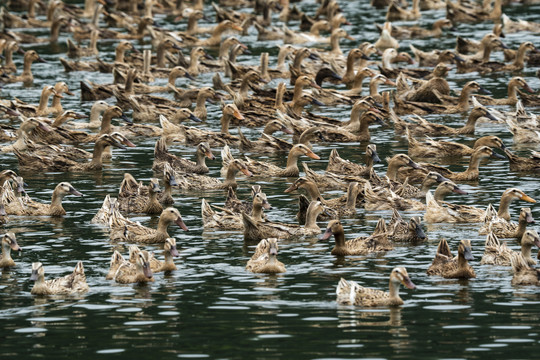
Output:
1,1,540,359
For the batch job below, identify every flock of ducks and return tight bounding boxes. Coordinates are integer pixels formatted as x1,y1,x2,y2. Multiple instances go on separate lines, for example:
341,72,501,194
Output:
0,0,539,307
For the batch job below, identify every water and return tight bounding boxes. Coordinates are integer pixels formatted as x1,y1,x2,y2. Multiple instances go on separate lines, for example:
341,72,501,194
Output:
1,0,540,358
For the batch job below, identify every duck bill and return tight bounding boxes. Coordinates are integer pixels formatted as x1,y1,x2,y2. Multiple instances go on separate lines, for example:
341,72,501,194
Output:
189,113,202,122
520,194,536,203
415,225,426,240
453,54,465,63
534,238,540,248
232,24,244,32
484,110,499,122
308,52,320,61
371,150,381,163
408,160,421,169
320,227,333,241
205,150,216,160
232,109,244,120
262,200,272,210
306,150,320,160
345,35,355,41
29,270,39,281
284,184,297,193
310,81,321,90
240,167,253,177
65,89,75,96
143,263,153,279
38,122,51,132
54,93,64,99
463,247,474,261
184,71,195,81
170,246,179,257
281,126,294,135
175,217,189,231
526,213,534,224
69,186,83,196
121,114,133,124
204,52,215,60
10,240,22,252
478,86,491,95
4,107,21,117
121,138,137,148
523,84,535,94
490,151,505,159
452,186,468,195
168,175,178,187
402,276,416,289
311,98,325,106
152,183,162,193
384,79,397,86
37,57,48,63
73,112,88,119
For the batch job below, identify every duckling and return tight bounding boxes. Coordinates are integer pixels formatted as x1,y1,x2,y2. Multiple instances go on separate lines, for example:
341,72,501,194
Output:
14,134,130,172
424,181,484,223
105,250,126,280
408,132,506,159
321,218,392,256
1,50,46,85
246,238,286,274
30,261,89,295
387,209,426,242
0,232,22,268
118,178,163,215
325,145,381,177
242,200,327,242
5,182,82,217
427,239,475,279
398,146,503,183
152,138,215,175
510,252,540,286
242,143,320,178
481,230,540,266
479,207,534,238
336,267,415,306
109,207,188,244
114,249,154,284
386,0,421,21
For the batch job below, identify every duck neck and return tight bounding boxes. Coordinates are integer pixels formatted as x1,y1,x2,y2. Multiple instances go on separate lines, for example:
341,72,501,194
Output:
50,188,66,214
90,140,107,167
382,53,393,70
388,280,400,300
521,241,533,262
89,106,104,128
292,81,305,103
490,0,502,19
156,42,168,68
291,99,306,117
37,90,52,113
98,111,114,136
301,182,323,202
351,72,369,93
51,113,70,127
304,207,321,230
458,111,480,133
481,44,494,62
223,167,239,188
208,24,228,45
156,216,171,237
260,53,269,80
163,181,173,200
357,114,371,137
220,114,231,135
434,187,451,202
188,52,201,75
344,53,357,81
50,19,63,43
369,80,380,97
497,195,513,221
195,93,208,117
5,47,15,70
386,161,401,181
275,86,285,111
516,216,528,239
310,21,326,36
298,129,316,147
239,77,252,101
163,250,175,267
513,45,528,68
457,252,468,270
464,152,484,176
22,56,35,77
284,151,301,173
1,243,12,263
115,46,127,63
345,187,358,209
330,33,342,55
187,15,199,34
195,150,207,167
251,202,264,222
457,86,473,111
333,229,346,252
277,48,289,69
507,81,519,102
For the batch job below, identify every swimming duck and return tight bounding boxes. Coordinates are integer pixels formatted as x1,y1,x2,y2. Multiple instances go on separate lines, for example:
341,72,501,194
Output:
408,46,464,67
510,252,540,286
336,267,415,306
387,209,426,242
487,188,536,222
118,178,163,215
385,153,422,182
455,24,505,54
398,146,503,183
502,14,540,33
110,207,188,244
382,19,453,39
456,35,507,74
30,261,89,295
5,182,82,217
149,238,180,273
325,145,381,177
0,232,22,268
364,181,425,211
242,144,320,178
246,238,286,274
427,239,475,279
476,41,537,74
2,50,46,85
504,148,540,172
481,230,540,266
92,195,118,226
113,248,154,284
153,138,215,175
14,134,130,172
479,207,534,238
243,200,327,242
189,20,243,47
238,120,295,153
374,22,399,51
424,181,484,223
408,132,506,159
386,0,420,21
321,218,392,256
67,29,99,58
446,0,502,24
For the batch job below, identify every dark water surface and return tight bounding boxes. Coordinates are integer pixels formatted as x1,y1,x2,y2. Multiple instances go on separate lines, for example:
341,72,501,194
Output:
1,1,540,359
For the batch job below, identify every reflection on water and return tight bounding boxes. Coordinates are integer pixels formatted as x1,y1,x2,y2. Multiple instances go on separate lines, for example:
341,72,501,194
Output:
1,0,540,358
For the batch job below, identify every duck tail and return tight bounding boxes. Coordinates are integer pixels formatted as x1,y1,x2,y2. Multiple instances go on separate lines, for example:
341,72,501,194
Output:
482,203,497,223
251,185,262,197
373,217,387,235
405,126,418,147
59,57,75,72
237,127,252,150
119,173,139,197
327,149,340,170
201,199,215,224
510,252,528,273
485,232,501,248
154,137,168,161
221,145,234,169
336,278,357,305
73,261,85,275
436,238,453,258
425,190,439,209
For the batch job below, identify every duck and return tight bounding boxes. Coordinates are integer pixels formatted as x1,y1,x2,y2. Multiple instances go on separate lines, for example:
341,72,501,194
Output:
374,22,399,51
325,145,381,177
113,248,154,284
477,41,537,74
479,207,534,238
238,120,294,153
408,46,464,67
152,138,215,175
14,134,131,172
109,207,188,244
455,24,505,54
379,49,432,80
105,250,126,280
158,163,178,206
446,0,502,24
321,218,392,255
363,180,425,211
1,50,46,85
481,230,540,266
0,232,22,268
387,209,426,242
148,238,180,273
386,0,420,21
407,132,506,159
246,238,286,274
385,153,422,182
118,178,163,215
336,267,416,306
30,261,89,295
5,182,82,217
202,189,270,230
510,252,540,286
504,148,540,173
424,181,484,223
190,20,244,47
66,29,99,58
242,200,327,242
242,144,320,178
398,146,504,183
485,188,536,223
382,19,453,39
10,85,59,117
456,35,508,74
502,14,540,33
427,239,475,279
